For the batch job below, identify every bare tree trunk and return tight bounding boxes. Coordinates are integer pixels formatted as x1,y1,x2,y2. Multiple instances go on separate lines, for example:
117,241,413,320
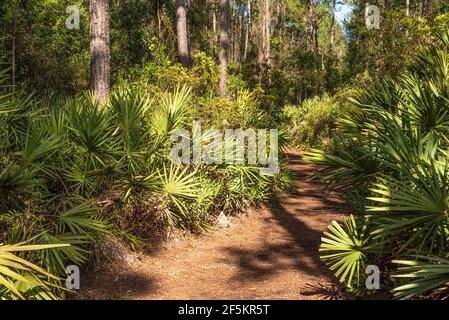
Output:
219,0,229,97
259,0,265,64
364,1,369,72
212,8,217,34
176,0,190,68
156,0,162,33
329,0,336,54
309,0,318,53
12,0,20,87
90,0,110,105
243,0,251,63
230,5,235,65
239,4,245,68
258,0,271,83
262,0,271,66
405,0,410,36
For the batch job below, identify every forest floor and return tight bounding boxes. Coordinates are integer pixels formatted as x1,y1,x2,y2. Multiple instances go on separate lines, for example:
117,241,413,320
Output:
77,150,351,300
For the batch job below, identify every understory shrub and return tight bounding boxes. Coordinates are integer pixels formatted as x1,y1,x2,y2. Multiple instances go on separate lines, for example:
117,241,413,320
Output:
0,68,290,299
284,94,348,152
305,30,449,299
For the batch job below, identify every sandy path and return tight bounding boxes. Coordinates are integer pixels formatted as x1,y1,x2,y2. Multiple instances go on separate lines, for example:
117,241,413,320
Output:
79,150,349,300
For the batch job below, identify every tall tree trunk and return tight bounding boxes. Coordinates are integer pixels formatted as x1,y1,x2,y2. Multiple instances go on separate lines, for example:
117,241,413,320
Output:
243,0,251,63
364,1,370,72
12,0,20,87
212,8,217,34
258,0,271,84
219,0,229,97
90,0,110,105
239,2,247,68
155,0,162,33
309,0,318,53
405,0,410,36
176,0,190,68
329,0,336,54
263,0,271,66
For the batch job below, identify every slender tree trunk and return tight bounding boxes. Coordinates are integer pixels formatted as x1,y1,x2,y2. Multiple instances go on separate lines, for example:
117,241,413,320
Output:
309,0,318,53
239,4,245,68
258,0,271,84
230,5,235,64
219,0,229,97
364,1,369,72
90,0,110,105
156,0,162,33
405,0,410,36
263,0,271,66
12,0,20,87
176,0,190,68
212,8,217,34
329,0,336,54
259,0,265,64
243,0,251,63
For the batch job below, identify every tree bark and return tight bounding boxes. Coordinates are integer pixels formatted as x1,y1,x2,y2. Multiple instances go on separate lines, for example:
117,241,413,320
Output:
243,0,251,63
405,0,410,36
90,0,110,105
155,0,162,33
263,0,271,66
309,0,318,53
239,3,245,68
212,8,217,34
176,0,190,68
329,0,336,54
219,0,229,97
12,0,20,87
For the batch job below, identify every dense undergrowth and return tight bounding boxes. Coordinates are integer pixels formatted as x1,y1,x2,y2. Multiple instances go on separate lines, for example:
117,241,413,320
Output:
0,64,290,299
303,30,449,300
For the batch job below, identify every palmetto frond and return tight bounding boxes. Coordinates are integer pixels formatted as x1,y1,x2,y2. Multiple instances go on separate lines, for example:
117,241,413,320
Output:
156,165,200,222
320,216,380,288
151,86,191,137
368,162,449,254
0,243,67,300
392,256,449,300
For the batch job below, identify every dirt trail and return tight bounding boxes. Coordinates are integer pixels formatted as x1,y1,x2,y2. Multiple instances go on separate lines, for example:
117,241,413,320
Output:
79,150,350,300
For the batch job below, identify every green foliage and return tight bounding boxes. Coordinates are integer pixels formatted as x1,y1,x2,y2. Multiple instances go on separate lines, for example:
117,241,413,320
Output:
392,256,449,300
116,46,219,97
0,57,287,298
0,243,68,300
307,29,449,299
320,216,379,289
284,94,346,152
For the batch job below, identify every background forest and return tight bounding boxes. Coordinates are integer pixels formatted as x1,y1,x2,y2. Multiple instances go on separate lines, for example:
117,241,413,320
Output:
1,0,449,300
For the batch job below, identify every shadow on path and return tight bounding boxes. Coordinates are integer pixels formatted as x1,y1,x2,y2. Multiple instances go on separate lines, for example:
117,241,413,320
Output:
222,152,348,285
